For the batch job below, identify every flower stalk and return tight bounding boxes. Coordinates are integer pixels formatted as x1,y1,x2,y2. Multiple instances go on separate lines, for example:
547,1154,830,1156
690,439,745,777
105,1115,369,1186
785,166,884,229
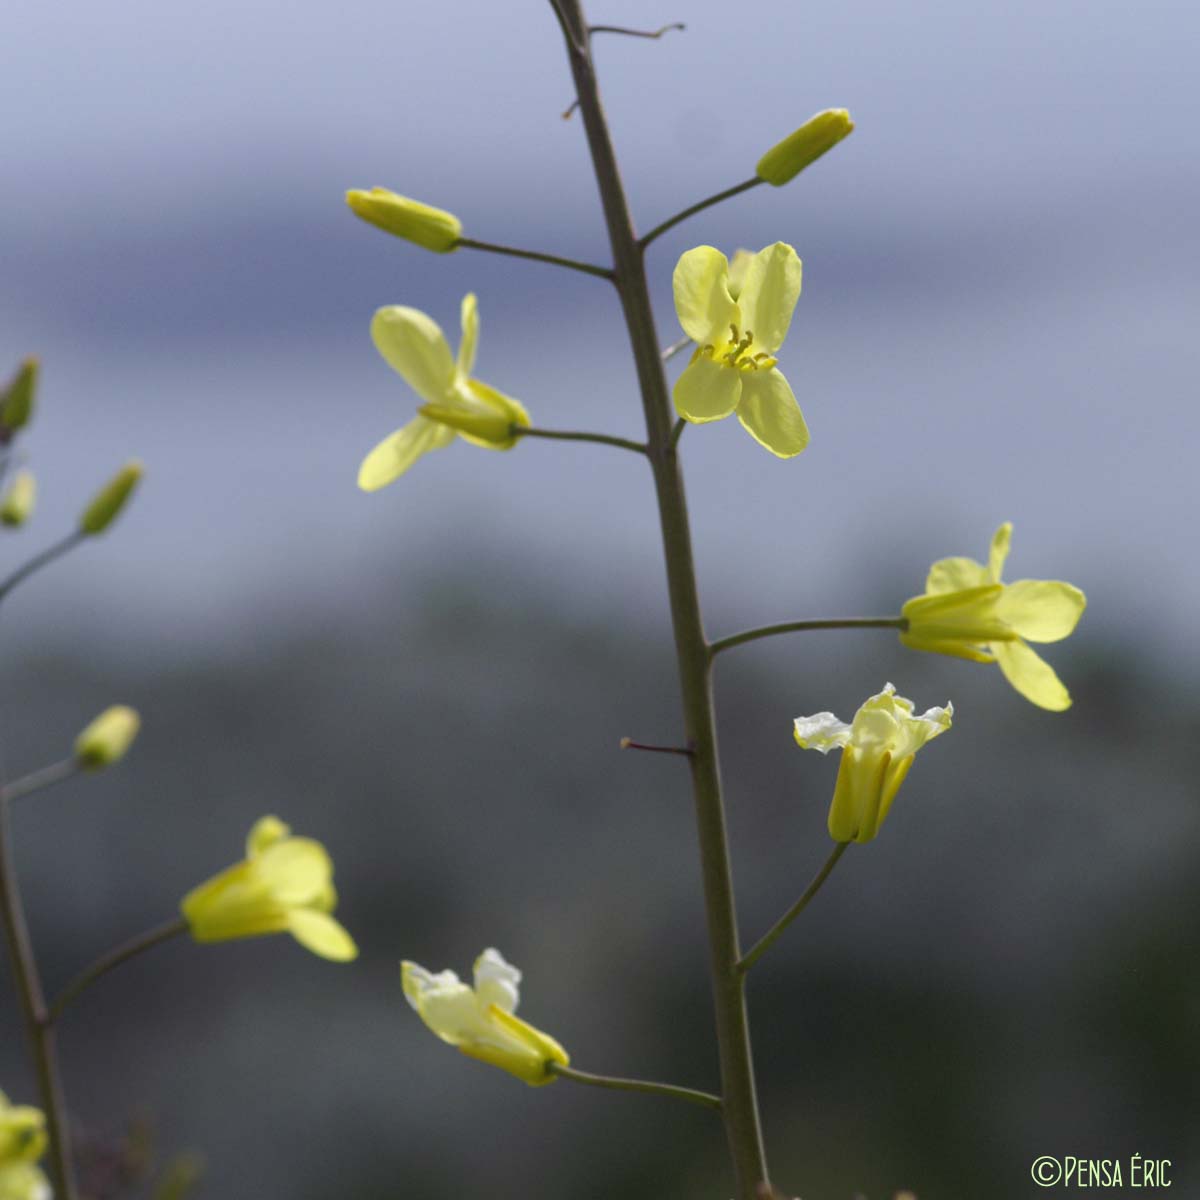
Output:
547,1062,722,1111
709,616,908,658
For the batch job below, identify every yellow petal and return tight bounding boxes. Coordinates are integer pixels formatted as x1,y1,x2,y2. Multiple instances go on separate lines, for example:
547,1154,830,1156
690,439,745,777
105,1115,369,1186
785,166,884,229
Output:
256,838,333,905
674,354,742,422
995,580,1086,643
246,816,291,858
992,639,1072,710
726,249,755,301
457,293,479,380
672,246,737,344
737,243,802,354
736,368,809,457
456,379,530,449
286,909,358,962
486,1004,570,1085
988,522,1013,582
901,583,1011,645
358,417,455,491
924,556,990,594
370,306,455,403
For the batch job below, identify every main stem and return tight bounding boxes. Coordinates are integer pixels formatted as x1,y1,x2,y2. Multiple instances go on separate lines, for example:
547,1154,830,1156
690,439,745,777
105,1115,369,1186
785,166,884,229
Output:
553,5,769,1193
0,796,76,1198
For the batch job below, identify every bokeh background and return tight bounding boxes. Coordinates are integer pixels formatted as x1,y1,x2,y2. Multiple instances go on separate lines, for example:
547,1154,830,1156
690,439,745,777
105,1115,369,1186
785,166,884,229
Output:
2,1,1199,1197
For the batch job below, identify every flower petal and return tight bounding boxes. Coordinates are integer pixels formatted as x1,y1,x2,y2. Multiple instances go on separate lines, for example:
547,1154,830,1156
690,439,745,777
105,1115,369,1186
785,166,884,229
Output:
924,556,990,595
370,306,455,403
246,815,290,858
737,242,802,354
673,246,737,344
995,580,1087,643
256,838,333,905
793,710,852,752
474,948,521,1014
457,293,479,380
992,639,1072,710
736,368,809,457
358,417,455,491
287,909,358,962
988,522,1013,582
456,379,530,449
674,354,742,422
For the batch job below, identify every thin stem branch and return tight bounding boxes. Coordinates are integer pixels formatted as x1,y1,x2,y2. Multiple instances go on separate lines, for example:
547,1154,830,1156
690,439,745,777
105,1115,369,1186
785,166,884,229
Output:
640,177,763,249
709,617,907,659
0,794,77,1199
589,22,685,40
670,418,687,450
620,737,693,758
548,1062,720,1110
457,237,613,281
662,335,692,362
0,759,79,804
515,426,647,455
738,843,850,973
0,531,86,603
553,4,770,1192
48,918,188,1024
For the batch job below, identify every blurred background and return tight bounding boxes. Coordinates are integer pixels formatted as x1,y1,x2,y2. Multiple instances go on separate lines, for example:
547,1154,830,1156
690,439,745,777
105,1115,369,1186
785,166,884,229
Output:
2,1,1198,1197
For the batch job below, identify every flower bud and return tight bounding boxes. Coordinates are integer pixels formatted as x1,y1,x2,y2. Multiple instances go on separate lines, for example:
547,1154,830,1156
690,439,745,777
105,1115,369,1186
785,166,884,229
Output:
345,188,462,252
0,358,39,437
755,109,855,186
418,402,513,445
75,705,141,769
0,470,35,528
80,460,142,535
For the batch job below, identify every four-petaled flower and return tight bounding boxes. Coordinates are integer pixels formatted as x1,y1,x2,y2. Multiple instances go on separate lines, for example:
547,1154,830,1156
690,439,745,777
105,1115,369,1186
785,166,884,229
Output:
402,948,568,1086
901,523,1086,711
181,816,358,962
0,1091,50,1200
794,683,952,844
359,294,530,491
672,242,810,458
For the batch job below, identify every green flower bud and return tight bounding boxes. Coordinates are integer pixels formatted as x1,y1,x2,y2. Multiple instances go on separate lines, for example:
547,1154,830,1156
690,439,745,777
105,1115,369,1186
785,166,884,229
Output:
0,470,36,527
418,402,514,445
1,358,39,436
345,188,462,252
80,460,143,535
75,705,141,769
755,109,855,186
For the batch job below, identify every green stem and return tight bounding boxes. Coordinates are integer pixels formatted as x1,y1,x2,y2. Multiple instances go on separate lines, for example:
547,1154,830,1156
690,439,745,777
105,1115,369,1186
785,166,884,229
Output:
589,22,686,40
738,843,849,973
553,5,770,1194
710,617,907,659
670,418,687,450
0,531,86,603
0,793,77,1199
0,759,80,804
640,177,763,249
514,426,647,455
48,918,188,1024
548,1061,721,1111
457,236,613,281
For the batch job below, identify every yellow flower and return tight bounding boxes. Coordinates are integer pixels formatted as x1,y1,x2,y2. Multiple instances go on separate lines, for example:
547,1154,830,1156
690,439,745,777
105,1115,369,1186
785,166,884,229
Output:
0,471,35,528
900,523,1086,711
672,243,809,458
181,816,357,962
401,948,568,1086
0,1093,46,1166
0,1163,50,1200
345,188,462,253
74,704,140,769
794,683,952,844
756,109,855,186
358,295,530,491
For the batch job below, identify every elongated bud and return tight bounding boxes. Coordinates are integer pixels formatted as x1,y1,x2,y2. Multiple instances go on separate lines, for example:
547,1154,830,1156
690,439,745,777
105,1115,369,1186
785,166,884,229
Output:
755,109,855,186
0,470,35,527
1,358,39,437
80,460,143,535
345,188,462,252
419,402,513,444
75,705,141,769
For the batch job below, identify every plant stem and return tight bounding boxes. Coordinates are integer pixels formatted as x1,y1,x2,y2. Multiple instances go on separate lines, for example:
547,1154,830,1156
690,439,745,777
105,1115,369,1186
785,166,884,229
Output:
48,918,187,1024
640,177,763,248
456,237,613,281
553,5,770,1194
0,531,86,603
738,843,850,973
514,426,647,455
0,759,79,804
710,617,907,658
548,1062,721,1111
589,22,686,40
0,793,77,1199
661,335,692,362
